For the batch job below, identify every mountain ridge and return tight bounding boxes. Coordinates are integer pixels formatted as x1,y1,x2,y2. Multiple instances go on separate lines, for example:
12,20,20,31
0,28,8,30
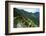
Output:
14,8,39,28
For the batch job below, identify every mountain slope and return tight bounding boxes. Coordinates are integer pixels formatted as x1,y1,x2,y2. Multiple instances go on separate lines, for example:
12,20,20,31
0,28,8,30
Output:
14,8,39,28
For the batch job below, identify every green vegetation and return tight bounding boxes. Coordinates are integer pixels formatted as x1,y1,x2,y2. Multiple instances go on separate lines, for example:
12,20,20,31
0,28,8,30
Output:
14,8,39,28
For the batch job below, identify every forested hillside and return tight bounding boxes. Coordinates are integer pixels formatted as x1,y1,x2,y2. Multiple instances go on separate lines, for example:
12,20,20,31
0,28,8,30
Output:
14,8,39,28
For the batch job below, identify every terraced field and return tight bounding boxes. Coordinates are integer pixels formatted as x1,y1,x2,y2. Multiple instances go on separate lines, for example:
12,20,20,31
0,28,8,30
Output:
14,8,39,28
